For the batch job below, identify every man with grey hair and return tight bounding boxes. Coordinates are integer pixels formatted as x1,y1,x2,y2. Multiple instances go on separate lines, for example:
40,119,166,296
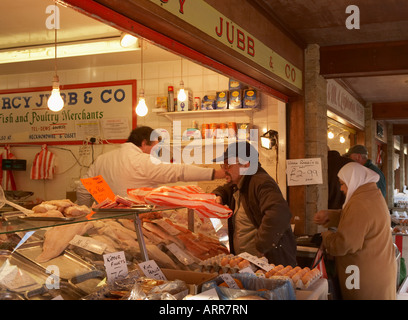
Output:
213,140,297,266
345,144,386,198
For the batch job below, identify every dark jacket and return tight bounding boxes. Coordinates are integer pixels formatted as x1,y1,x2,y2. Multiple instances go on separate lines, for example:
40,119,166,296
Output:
328,150,353,209
213,165,297,266
364,159,386,198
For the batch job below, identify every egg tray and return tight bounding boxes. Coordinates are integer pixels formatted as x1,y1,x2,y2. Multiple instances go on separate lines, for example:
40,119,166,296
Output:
199,253,322,289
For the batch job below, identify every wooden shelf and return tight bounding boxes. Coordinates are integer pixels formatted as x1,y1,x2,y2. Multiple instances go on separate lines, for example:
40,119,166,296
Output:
157,108,258,122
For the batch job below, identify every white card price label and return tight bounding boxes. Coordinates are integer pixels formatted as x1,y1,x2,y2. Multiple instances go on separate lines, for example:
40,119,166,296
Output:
238,252,273,271
219,274,239,289
69,235,107,255
186,288,219,300
166,243,196,265
103,251,128,284
239,266,255,274
138,260,167,280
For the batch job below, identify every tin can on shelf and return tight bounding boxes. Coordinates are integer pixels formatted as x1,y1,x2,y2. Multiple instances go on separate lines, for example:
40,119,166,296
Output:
228,122,237,138
202,123,210,139
167,86,175,112
210,123,219,139
219,123,228,139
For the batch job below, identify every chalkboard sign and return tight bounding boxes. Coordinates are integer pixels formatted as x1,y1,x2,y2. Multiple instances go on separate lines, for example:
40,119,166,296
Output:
286,158,323,186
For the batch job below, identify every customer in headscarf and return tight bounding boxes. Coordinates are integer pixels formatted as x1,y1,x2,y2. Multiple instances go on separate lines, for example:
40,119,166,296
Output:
314,162,396,300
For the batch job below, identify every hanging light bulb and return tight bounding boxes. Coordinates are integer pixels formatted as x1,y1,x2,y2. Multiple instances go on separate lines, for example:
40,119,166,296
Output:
48,75,64,112
136,38,148,117
177,58,186,102
47,4,64,112
328,130,334,139
136,89,148,117
177,80,187,102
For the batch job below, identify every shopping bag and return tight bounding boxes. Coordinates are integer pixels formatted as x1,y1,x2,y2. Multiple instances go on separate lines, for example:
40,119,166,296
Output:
311,243,342,299
311,244,328,279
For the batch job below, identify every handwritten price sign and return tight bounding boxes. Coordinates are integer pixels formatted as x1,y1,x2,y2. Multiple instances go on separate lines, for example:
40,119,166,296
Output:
80,175,116,203
286,158,323,186
103,251,128,284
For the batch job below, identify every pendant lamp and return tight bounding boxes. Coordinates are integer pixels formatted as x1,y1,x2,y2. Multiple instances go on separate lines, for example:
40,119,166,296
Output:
47,4,64,112
136,38,148,117
177,58,186,102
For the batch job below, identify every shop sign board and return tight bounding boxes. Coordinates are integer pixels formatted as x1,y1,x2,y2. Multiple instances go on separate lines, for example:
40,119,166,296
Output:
327,79,365,129
0,80,136,145
286,158,323,186
149,0,302,90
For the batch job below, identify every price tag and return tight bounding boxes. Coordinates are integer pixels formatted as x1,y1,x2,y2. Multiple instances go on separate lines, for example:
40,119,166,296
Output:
239,266,255,274
219,274,239,289
80,175,116,203
166,243,196,265
138,260,167,280
186,288,219,300
238,252,273,271
103,251,128,284
69,235,107,255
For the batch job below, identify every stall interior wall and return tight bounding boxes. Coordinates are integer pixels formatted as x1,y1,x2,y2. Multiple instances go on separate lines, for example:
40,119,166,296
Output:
0,58,286,202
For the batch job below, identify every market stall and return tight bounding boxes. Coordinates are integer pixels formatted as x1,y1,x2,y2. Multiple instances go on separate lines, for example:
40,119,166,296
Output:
0,188,327,300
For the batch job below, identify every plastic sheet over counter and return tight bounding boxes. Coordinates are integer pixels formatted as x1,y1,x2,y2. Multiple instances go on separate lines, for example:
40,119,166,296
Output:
200,273,296,300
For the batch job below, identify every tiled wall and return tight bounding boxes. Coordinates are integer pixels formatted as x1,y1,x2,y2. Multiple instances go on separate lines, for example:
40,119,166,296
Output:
0,58,286,201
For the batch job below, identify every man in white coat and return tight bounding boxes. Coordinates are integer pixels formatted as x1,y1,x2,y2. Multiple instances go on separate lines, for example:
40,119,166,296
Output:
76,126,225,206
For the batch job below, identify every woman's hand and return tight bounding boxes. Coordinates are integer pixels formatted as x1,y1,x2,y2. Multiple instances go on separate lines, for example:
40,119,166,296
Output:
314,210,330,225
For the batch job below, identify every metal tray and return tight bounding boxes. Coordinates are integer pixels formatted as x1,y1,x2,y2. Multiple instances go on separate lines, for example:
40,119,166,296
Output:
23,282,84,300
18,216,76,222
15,241,97,281
69,269,106,295
0,250,84,300
93,204,154,213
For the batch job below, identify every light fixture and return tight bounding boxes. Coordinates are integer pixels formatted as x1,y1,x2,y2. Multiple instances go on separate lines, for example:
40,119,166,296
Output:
339,135,346,143
0,37,140,64
328,130,334,139
135,89,148,117
136,38,148,117
261,130,278,150
177,58,186,102
120,33,138,48
47,4,64,112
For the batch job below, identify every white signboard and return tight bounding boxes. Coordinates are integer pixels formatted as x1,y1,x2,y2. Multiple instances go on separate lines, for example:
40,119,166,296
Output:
0,80,136,144
327,79,365,129
286,158,323,186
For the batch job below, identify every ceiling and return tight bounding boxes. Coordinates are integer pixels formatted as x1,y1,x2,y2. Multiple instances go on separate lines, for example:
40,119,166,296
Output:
254,0,408,135
0,0,179,76
1,0,408,131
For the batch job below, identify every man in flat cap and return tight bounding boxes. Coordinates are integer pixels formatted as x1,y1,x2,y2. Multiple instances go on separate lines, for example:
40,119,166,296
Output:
212,140,297,266
345,144,386,198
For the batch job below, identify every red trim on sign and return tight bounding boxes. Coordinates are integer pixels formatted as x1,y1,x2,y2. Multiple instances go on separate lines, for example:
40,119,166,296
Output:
59,0,289,103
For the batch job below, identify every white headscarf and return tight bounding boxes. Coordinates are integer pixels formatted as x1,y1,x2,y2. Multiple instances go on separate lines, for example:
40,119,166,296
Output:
338,162,380,207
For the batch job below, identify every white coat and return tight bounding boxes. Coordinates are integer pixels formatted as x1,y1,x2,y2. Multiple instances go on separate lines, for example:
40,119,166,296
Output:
76,142,214,206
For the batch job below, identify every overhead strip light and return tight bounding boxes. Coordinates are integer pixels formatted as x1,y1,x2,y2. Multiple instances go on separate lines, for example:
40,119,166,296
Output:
0,37,140,64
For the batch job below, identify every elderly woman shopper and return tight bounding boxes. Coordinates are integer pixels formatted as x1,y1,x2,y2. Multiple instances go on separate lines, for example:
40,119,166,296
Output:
314,162,396,300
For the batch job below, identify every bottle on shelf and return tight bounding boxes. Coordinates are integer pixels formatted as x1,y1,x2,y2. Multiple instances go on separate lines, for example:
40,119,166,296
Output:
168,86,175,112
